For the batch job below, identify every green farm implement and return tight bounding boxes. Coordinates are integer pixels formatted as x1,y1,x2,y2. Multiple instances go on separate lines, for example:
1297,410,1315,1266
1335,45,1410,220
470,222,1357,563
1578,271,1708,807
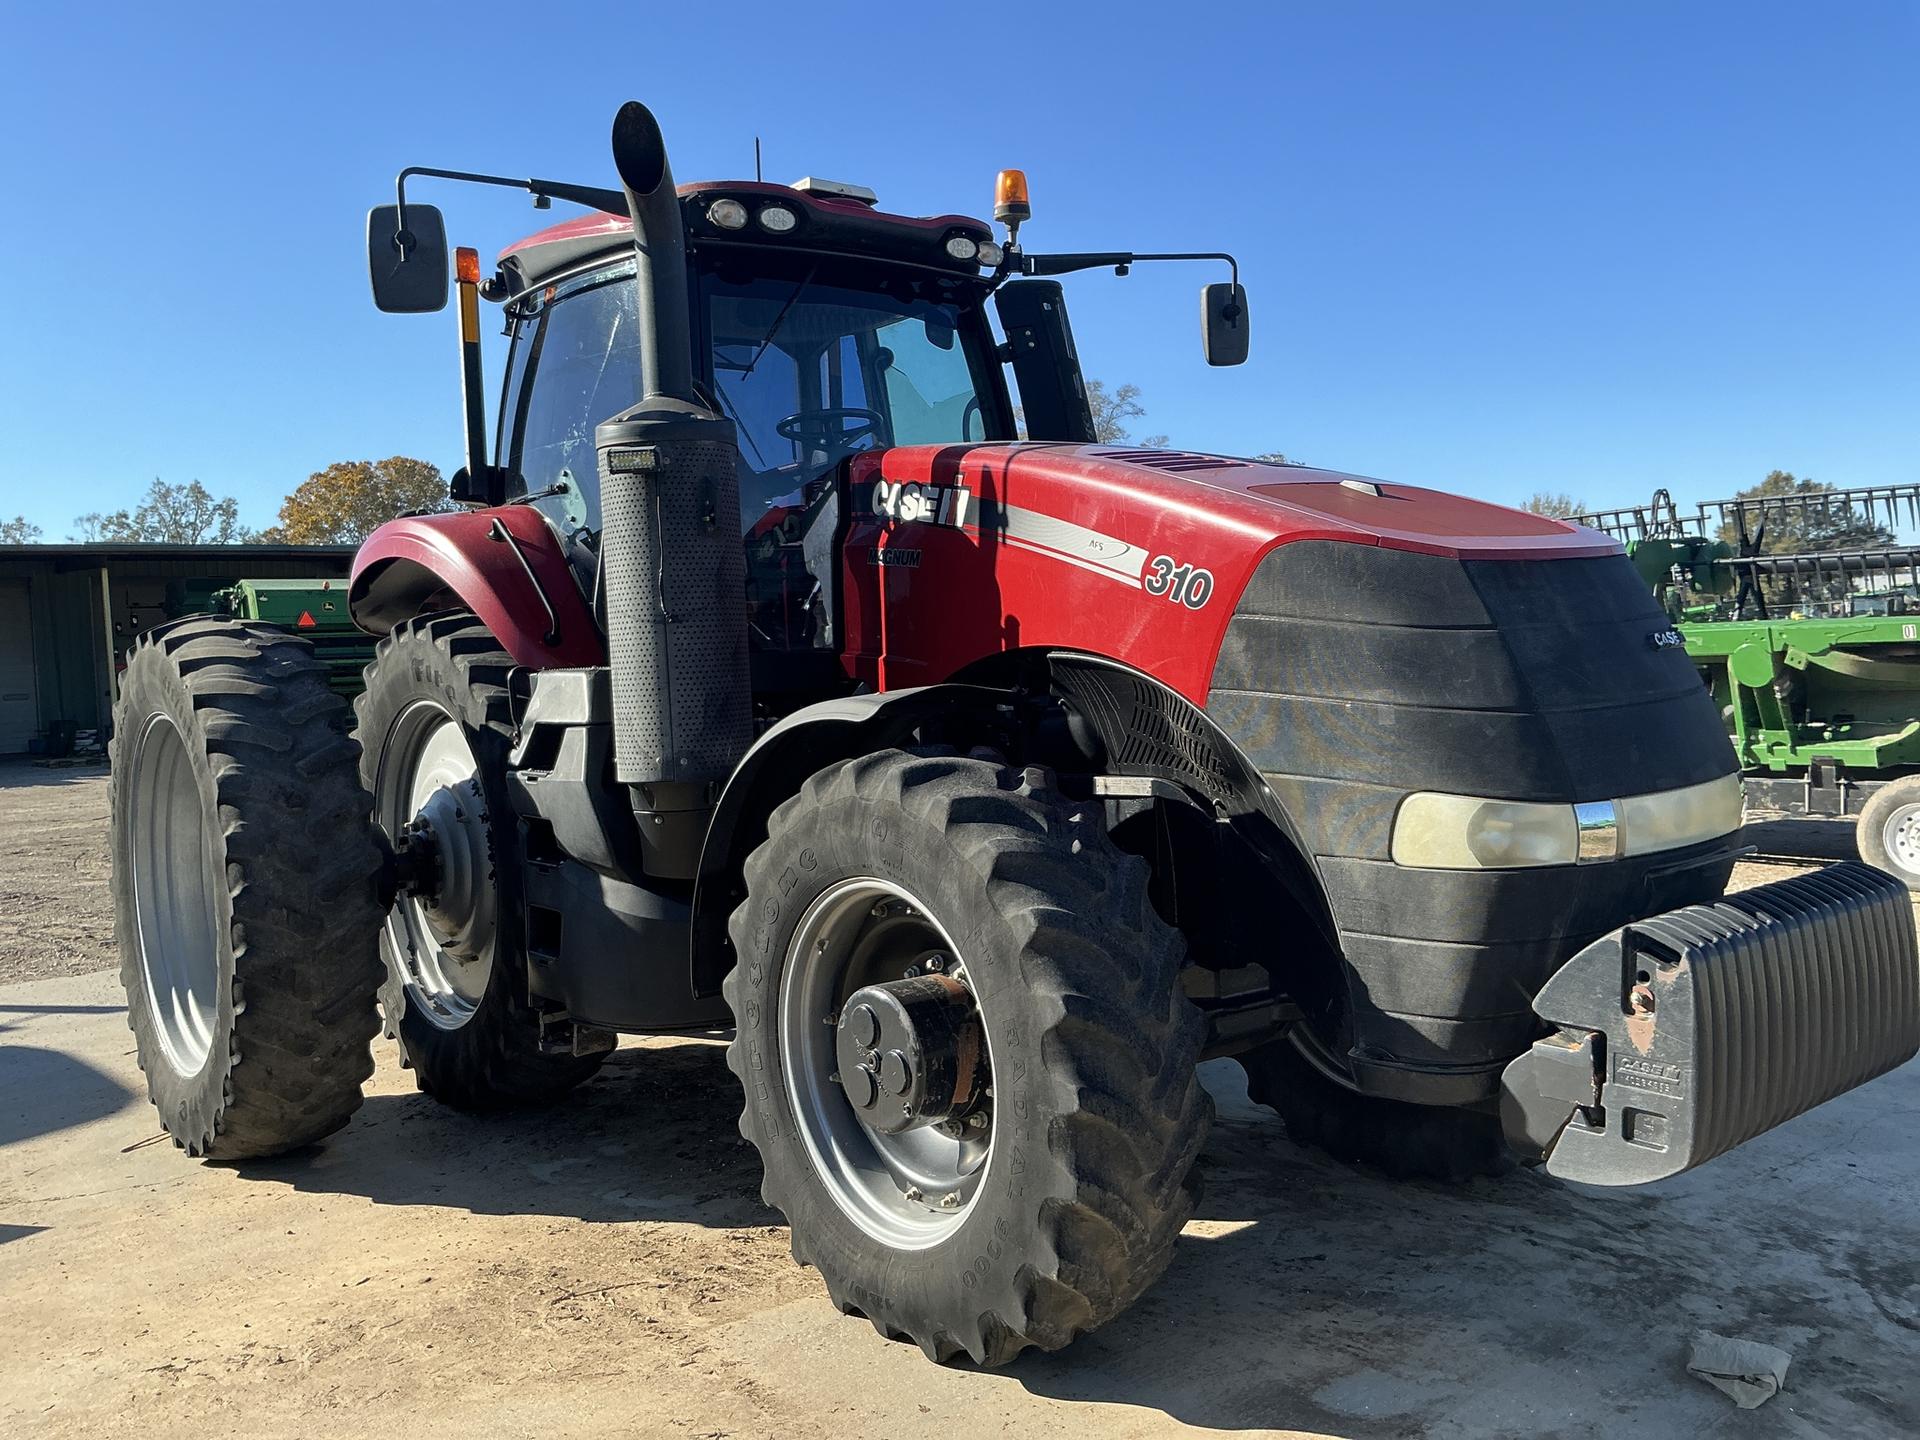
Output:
1577,484,1920,886
213,577,370,699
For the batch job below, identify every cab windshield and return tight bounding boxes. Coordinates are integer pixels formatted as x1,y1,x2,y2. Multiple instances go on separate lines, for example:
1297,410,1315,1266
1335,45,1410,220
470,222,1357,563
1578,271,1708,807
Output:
698,257,1004,527
500,255,1005,541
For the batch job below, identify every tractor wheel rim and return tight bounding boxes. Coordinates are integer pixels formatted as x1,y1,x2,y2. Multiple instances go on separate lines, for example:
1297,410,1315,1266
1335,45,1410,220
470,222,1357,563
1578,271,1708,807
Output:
129,712,222,1076
1886,804,1920,875
778,877,994,1250
378,700,495,1031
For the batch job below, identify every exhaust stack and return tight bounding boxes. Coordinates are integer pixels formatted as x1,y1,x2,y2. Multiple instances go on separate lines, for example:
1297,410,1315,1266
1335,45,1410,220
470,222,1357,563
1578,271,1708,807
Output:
594,101,751,878
609,101,698,406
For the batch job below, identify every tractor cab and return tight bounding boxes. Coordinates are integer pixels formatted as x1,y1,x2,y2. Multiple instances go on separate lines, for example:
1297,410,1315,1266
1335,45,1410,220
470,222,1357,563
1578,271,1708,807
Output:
492,182,1015,539
487,184,1020,668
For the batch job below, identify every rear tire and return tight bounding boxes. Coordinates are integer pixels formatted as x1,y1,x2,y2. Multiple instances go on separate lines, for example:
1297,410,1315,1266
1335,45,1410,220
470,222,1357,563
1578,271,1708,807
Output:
1856,774,1920,892
725,751,1211,1366
1239,1031,1511,1183
356,614,605,1110
110,617,384,1159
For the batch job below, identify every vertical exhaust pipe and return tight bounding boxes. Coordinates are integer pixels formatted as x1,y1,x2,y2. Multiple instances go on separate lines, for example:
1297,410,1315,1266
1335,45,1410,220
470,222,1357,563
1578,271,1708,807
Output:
609,101,697,406
595,101,751,878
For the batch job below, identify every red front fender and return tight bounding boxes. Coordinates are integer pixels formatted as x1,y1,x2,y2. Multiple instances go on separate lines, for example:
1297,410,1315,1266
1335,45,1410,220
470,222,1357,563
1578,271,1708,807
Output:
349,507,605,669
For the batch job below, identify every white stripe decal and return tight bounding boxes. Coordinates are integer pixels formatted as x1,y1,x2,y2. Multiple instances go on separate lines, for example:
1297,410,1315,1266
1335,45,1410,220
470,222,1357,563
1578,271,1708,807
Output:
996,504,1149,585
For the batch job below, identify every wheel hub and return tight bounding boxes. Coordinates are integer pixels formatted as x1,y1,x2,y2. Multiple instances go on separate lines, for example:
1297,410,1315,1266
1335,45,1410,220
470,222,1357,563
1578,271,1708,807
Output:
778,877,996,1248
1888,805,1920,874
401,780,494,963
375,702,497,1029
835,973,985,1135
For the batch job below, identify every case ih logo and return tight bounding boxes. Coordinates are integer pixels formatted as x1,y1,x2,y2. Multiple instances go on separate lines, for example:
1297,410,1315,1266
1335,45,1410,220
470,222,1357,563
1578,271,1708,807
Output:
1647,627,1685,650
872,480,971,529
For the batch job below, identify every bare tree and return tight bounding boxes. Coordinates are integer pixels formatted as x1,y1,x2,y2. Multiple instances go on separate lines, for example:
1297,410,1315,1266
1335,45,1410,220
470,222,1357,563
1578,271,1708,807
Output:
0,516,42,544
1522,491,1588,519
1086,380,1169,448
72,479,255,544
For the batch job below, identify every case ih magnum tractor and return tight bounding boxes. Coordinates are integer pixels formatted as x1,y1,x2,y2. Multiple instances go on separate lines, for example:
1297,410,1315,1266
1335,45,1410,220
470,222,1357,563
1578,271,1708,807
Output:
111,101,1919,1365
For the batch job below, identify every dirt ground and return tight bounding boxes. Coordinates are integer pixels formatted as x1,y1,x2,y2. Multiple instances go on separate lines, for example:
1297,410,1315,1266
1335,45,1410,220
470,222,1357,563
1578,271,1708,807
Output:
0,762,114,986
2,761,1917,1438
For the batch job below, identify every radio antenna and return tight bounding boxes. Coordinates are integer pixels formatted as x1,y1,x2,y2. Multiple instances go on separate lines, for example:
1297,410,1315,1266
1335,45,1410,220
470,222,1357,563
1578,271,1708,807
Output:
754,137,762,182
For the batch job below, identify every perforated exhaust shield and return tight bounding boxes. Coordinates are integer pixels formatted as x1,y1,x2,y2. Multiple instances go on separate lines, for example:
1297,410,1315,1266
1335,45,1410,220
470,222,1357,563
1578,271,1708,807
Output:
1502,862,1919,1185
596,411,752,788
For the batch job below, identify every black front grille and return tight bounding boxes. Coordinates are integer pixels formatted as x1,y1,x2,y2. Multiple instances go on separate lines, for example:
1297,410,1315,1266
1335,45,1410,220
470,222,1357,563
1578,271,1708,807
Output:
1204,539,1741,1098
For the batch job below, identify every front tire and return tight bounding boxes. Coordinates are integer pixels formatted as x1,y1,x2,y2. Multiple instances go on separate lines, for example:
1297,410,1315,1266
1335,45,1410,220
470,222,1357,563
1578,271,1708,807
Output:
356,614,604,1110
111,617,384,1159
725,751,1211,1366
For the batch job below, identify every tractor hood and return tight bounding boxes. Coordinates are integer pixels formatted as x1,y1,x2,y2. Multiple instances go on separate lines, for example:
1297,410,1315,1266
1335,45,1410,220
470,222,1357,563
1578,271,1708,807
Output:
840,442,1623,707
855,443,1619,563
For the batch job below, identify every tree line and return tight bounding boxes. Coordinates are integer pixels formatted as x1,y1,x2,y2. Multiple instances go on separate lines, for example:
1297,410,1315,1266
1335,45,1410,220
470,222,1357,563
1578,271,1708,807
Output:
0,458,453,547
3,377,1195,547
1,382,1880,557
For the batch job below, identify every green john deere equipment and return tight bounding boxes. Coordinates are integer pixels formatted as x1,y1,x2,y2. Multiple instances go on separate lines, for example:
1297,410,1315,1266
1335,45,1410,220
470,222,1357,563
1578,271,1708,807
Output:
213,578,370,699
1575,484,1920,887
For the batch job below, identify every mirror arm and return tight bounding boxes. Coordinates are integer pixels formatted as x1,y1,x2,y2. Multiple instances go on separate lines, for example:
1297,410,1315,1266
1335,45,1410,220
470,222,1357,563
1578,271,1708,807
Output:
390,167,628,259
1018,249,1240,300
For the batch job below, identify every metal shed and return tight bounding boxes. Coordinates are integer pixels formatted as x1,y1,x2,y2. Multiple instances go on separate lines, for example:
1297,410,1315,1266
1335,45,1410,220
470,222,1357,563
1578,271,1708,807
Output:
0,543,355,754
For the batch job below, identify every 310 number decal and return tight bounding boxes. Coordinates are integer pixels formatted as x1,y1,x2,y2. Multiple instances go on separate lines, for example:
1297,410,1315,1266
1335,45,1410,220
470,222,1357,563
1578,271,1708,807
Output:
1143,555,1215,609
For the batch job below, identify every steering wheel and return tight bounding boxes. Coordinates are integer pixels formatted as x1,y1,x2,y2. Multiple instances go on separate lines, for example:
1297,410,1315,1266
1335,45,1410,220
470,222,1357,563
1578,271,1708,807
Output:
776,407,885,461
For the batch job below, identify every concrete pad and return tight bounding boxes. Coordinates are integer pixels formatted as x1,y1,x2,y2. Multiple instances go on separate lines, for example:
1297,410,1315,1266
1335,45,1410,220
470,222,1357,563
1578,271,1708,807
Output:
2,967,1915,1438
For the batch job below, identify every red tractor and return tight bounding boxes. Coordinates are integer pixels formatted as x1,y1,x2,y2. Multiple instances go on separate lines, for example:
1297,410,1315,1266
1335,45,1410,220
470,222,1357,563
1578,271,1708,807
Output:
111,101,1920,1365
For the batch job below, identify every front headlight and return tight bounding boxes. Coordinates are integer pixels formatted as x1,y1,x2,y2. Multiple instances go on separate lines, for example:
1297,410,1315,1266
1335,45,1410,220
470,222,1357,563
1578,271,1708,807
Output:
1391,793,1578,868
1618,773,1745,857
1391,774,1742,870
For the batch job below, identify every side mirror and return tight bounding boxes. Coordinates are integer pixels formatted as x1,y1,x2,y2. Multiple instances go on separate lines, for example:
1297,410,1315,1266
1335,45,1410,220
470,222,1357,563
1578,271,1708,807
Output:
367,203,449,313
1201,282,1250,366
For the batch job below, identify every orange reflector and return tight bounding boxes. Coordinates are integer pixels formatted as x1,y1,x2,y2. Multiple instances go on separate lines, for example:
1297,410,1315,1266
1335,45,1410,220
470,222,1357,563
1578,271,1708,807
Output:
296,610,317,628
994,169,1031,223
455,246,482,286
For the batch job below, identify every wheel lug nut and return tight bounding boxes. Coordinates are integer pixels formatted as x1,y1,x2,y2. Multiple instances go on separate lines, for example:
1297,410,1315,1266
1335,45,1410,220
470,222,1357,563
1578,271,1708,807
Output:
939,1192,961,1209
904,1186,924,1203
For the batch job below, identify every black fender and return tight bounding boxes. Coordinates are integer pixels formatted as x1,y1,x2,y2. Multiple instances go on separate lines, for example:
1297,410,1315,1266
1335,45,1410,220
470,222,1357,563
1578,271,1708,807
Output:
688,654,1344,1008
688,684,1015,999
957,649,1339,941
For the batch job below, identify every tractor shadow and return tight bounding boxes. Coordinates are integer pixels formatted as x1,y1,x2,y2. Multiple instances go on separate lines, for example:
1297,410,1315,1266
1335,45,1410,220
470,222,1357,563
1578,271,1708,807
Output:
240,1038,769,1229
0,1028,137,1148
0,758,108,791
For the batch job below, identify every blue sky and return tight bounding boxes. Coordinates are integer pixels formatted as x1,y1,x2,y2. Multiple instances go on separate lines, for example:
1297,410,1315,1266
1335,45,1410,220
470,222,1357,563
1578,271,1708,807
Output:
0,2,1912,537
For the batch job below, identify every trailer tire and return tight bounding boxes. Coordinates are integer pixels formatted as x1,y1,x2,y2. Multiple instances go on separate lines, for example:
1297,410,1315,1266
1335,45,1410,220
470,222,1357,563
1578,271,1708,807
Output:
1856,774,1920,891
725,751,1211,1366
1239,1032,1512,1183
357,614,605,1110
111,616,384,1159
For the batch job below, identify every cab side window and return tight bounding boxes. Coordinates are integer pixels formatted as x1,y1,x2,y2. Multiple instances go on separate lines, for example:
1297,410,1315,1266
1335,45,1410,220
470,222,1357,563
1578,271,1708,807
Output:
509,272,643,532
